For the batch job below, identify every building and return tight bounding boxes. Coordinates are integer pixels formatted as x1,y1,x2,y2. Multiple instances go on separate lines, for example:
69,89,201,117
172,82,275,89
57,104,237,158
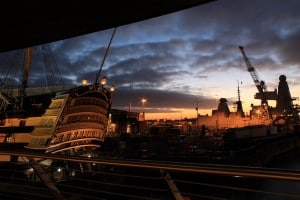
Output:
108,109,145,136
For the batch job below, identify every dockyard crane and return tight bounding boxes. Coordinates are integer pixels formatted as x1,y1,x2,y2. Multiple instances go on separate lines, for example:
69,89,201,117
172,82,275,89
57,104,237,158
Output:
238,46,275,120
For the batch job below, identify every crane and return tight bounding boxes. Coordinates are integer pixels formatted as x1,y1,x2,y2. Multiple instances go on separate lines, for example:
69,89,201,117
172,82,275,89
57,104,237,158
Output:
238,46,274,121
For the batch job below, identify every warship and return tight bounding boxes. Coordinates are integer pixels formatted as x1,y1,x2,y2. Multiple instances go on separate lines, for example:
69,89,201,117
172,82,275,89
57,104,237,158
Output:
0,30,116,160
112,46,300,167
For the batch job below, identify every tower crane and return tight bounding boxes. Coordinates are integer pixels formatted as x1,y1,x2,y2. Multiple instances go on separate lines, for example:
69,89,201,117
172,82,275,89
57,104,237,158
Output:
238,46,276,121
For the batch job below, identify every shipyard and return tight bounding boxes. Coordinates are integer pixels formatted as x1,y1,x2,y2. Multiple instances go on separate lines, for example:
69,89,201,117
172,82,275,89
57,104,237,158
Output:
1,0,300,199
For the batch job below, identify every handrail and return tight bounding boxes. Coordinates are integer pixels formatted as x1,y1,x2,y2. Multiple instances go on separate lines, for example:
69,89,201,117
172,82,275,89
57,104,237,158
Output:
0,149,300,182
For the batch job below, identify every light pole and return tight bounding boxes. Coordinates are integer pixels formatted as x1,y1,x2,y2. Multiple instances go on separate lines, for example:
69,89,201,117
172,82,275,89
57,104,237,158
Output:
100,76,115,136
141,97,147,134
141,97,147,119
215,95,219,134
195,99,199,132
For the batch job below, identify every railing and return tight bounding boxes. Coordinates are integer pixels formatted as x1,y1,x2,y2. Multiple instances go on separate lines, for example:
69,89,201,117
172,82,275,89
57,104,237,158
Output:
0,150,300,199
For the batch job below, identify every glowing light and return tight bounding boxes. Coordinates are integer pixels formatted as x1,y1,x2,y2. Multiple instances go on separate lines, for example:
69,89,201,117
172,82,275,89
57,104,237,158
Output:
82,79,88,86
110,85,115,92
101,76,107,85
141,97,147,106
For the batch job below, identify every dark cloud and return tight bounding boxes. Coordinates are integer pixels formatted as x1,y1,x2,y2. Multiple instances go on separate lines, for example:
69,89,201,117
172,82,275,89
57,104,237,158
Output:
278,31,300,64
0,0,299,115
112,86,216,112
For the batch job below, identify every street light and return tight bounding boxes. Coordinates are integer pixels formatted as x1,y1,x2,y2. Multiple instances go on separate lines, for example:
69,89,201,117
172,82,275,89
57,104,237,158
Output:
215,95,219,133
141,97,147,107
141,97,147,119
141,97,147,134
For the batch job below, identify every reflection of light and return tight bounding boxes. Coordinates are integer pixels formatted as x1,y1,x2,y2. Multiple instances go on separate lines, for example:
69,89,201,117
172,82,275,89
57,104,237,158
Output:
57,167,62,172
71,171,76,177
126,124,131,133
233,175,242,178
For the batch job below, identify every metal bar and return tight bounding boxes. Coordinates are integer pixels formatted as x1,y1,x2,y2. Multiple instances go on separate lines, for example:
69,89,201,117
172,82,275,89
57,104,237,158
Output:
161,170,183,200
29,158,66,200
1,150,300,182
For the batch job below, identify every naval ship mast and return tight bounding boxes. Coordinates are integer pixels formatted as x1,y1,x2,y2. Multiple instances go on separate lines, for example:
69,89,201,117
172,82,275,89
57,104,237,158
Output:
235,80,245,118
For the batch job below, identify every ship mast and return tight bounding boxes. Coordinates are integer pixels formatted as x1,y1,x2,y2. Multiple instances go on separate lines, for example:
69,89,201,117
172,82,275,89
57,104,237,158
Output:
21,47,32,97
236,80,245,117
16,47,33,109
95,27,117,84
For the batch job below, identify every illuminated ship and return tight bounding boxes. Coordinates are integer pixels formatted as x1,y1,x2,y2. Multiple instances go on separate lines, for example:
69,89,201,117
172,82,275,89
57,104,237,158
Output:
25,77,114,155
0,31,115,158
0,45,72,147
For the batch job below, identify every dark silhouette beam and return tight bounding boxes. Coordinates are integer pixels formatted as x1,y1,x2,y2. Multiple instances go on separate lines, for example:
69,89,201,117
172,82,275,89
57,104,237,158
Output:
0,0,215,52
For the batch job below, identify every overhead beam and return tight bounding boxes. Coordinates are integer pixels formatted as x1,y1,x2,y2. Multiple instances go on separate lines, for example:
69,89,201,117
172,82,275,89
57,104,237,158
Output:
0,0,216,52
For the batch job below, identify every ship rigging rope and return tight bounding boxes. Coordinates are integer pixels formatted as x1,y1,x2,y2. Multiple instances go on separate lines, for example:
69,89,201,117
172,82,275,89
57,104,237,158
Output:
0,44,65,114
41,44,65,88
3,49,24,91
0,44,65,96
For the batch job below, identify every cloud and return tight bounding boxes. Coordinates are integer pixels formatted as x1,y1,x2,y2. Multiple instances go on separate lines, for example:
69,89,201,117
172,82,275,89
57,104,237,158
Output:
0,0,299,117
112,86,216,111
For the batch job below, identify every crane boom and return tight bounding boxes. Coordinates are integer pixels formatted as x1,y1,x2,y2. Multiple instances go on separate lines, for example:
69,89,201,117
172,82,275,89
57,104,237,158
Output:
238,46,272,120
238,46,266,98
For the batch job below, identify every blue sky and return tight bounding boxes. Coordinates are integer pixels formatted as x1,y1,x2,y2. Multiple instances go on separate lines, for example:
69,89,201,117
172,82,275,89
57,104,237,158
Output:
1,0,300,119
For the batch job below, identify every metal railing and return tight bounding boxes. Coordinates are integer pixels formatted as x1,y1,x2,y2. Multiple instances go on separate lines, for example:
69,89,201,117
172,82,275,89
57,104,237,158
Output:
0,149,300,199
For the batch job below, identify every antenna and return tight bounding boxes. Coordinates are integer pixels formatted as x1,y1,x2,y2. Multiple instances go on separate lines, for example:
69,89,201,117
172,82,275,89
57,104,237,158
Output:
237,80,241,102
129,82,132,112
236,80,245,117
95,27,117,84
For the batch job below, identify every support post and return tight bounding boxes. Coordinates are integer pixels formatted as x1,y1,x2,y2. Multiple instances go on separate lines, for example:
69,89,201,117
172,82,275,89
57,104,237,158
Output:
29,158,65,200
160,170,184,200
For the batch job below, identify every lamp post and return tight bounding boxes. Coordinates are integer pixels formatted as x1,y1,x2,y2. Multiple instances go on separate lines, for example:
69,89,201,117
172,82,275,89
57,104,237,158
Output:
195,99,199,133
99,76,115,136
215,95,219,134
141,97,147,134
141,97,147,119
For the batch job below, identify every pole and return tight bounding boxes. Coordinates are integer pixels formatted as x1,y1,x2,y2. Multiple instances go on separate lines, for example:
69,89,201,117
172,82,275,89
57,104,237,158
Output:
95,27,117,84
195,99,199,133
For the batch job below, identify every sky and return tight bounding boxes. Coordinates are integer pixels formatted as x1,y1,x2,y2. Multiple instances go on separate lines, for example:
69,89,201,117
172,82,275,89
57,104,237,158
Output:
0,0,300,120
